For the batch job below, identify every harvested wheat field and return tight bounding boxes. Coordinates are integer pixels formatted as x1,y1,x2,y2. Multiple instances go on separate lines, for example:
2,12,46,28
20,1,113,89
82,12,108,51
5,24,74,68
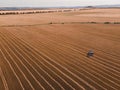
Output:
0,8,120,90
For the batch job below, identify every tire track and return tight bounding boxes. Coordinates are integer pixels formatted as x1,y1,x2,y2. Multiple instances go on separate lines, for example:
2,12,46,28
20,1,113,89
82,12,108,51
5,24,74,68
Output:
0,67,9,90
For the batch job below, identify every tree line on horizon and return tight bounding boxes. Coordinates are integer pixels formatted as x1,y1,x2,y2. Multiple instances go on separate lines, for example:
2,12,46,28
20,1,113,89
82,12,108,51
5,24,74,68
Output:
0,9,74,15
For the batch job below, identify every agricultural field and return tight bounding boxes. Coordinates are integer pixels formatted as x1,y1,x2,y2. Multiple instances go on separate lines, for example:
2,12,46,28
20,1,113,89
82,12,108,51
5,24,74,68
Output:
0,8,120,90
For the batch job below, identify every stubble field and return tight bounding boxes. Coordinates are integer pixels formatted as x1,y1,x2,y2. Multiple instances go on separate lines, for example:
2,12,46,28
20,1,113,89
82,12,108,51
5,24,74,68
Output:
0,8,120,90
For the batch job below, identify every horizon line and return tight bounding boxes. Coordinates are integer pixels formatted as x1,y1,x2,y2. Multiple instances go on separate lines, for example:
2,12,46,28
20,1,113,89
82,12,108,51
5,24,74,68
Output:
0,4,120,8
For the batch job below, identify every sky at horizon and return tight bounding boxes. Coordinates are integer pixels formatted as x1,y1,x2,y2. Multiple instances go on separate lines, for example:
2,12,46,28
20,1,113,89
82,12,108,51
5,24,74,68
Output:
0,0,120,7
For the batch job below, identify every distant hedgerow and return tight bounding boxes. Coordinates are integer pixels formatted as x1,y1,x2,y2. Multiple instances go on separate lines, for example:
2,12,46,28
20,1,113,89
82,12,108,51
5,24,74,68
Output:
114,22,120,24
104,22,110,24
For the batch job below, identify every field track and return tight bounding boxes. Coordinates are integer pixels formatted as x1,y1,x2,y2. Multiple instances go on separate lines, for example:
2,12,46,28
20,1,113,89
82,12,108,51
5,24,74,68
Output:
0,23,120,90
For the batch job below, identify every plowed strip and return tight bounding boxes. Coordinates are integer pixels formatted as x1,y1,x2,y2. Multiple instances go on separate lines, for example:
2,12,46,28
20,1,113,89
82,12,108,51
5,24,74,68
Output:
0,67,9,90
